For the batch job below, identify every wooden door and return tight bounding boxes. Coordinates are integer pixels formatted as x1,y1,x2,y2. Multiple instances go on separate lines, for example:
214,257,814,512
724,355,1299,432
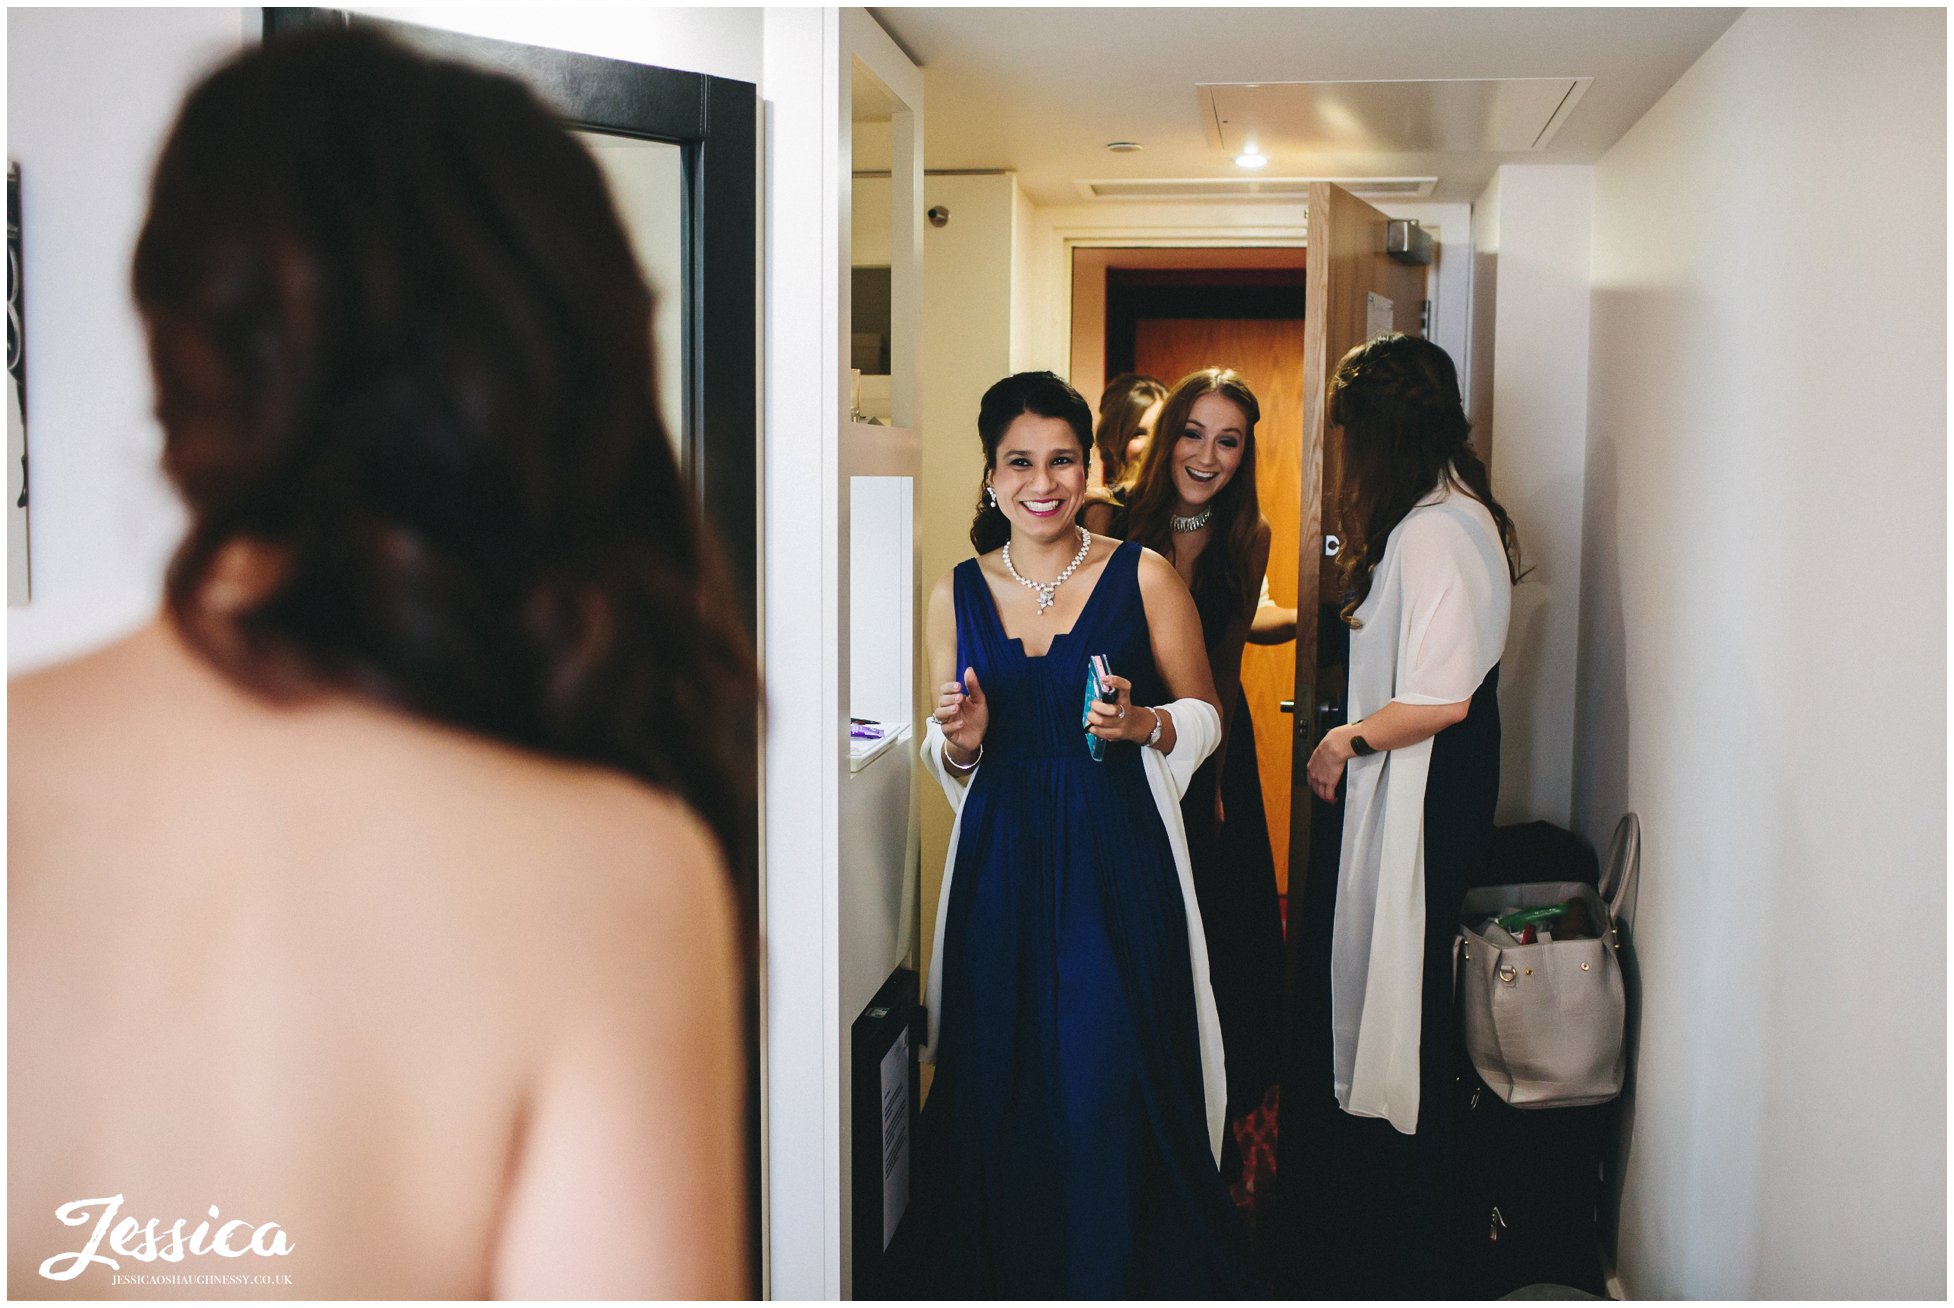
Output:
1288,182,1429,893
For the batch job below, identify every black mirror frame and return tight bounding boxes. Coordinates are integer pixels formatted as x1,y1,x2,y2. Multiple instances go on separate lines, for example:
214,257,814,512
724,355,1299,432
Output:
262,8,759,640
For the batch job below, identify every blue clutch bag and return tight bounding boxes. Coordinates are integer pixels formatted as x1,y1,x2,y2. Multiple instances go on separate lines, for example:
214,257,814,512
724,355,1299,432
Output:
1082,654,1113,761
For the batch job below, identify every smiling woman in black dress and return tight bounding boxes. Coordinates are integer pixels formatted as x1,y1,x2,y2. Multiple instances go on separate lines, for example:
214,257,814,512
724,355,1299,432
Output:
1085,367,1287,1158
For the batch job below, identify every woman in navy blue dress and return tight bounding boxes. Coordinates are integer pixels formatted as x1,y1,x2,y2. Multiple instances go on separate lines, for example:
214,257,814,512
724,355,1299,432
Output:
908,372,1263,1298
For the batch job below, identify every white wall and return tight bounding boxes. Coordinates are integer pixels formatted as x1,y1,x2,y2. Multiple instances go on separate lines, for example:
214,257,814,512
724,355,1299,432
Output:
1467,172,1501,447
758,10,833,1297
1578,8,1944,1298
1013,198,1310,374
1479,165,1594,828
6,8,247,673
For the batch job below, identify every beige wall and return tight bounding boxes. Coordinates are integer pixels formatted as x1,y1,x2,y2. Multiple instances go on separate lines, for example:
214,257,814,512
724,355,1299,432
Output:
1579,8,1944,1297
915,173,1021,998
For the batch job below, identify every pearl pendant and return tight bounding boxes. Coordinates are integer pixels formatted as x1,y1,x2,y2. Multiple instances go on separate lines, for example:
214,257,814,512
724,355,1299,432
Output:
1002,525,1092,618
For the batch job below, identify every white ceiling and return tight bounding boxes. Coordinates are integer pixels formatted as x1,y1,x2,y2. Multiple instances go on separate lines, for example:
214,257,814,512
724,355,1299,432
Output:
867,7,1743,205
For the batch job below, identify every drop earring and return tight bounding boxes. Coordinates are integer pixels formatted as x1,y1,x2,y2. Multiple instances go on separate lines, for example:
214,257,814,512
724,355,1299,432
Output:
986,485,998,508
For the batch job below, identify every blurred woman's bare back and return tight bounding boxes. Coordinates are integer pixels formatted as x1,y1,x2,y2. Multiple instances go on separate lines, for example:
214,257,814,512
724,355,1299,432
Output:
9,619,746,1299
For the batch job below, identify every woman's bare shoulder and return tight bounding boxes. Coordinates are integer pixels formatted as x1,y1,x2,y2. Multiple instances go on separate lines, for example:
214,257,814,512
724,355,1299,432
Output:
1085,530,1125,556
10,623,164,722
282,705,739,1023
928,564,958,609
524,771,736,983
1132,544,1184,591
12,619,731,953
355,709,730,917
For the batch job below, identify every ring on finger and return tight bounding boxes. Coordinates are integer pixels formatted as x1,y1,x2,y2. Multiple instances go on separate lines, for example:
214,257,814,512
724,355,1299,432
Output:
1116,705,1127,720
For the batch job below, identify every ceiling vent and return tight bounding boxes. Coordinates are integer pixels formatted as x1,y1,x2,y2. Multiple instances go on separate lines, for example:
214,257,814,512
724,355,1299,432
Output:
1200,78,1592,154
1074,176,1437,202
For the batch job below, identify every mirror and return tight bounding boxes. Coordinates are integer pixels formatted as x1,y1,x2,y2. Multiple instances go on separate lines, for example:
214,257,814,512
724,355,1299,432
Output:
267,8,759,636
574,132,684,452
849,63,904,424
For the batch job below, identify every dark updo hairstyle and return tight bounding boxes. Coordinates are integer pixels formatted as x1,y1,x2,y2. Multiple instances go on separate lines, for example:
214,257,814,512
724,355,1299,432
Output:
968,371,1092,553
1118,368,1265,644
1093,372,1168,486
1329,333,1523,626
131,26,757,873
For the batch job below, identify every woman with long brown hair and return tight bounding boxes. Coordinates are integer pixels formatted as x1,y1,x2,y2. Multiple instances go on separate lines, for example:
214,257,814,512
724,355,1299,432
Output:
1278,333,1518,1298
1084,367,1286,1160
10,28,752,1298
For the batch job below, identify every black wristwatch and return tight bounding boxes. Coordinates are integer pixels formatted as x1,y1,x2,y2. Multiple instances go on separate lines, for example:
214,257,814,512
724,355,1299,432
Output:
1350,731,1377,757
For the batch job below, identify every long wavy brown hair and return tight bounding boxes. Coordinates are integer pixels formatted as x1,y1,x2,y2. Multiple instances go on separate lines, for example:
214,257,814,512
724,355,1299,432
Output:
1117,368,1263,645
1329,334,1523,626
132,26,758,874
1093,372,1167,486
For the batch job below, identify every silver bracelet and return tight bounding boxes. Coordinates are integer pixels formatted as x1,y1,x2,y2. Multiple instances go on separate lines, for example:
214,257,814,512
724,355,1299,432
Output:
944,741,983,773
1144,706,1165,749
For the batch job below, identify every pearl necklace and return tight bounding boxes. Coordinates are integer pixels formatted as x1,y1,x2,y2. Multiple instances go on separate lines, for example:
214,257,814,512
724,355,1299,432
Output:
1003,525,1092,613
1171,505,1213,533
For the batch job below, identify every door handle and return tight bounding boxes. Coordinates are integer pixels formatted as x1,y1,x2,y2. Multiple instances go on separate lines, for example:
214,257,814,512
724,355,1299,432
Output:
1281,700,1337,717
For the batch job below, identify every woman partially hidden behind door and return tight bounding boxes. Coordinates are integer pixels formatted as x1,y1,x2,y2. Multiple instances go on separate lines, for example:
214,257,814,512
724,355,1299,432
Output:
9,29,752,1298
1275,334,1519,1299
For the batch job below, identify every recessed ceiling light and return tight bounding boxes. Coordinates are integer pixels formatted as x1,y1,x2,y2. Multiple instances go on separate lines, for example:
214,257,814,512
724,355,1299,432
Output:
1235,152,1269,169
1105,141,1143,153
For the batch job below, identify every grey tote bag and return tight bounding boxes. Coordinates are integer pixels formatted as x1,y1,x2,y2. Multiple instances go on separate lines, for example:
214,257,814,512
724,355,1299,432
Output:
1457,814,1641,1108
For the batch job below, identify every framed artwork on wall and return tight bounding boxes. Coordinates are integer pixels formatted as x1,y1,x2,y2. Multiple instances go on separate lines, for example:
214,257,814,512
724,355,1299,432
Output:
9,161,29,607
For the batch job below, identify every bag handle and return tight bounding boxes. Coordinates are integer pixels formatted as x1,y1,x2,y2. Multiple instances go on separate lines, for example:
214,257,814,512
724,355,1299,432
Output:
1600,812,1641,923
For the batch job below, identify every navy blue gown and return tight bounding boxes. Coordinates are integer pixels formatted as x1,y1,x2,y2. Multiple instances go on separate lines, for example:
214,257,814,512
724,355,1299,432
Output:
909,541,1263,1299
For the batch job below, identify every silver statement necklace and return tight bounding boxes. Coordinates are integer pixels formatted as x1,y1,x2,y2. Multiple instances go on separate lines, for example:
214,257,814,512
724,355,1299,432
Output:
1171,505,1213,533
1002,524,1092,613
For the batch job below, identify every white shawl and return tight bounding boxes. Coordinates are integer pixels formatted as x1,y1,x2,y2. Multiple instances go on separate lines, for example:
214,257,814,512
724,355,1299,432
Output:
919,698,1229,1165
1334,482,1510,1133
